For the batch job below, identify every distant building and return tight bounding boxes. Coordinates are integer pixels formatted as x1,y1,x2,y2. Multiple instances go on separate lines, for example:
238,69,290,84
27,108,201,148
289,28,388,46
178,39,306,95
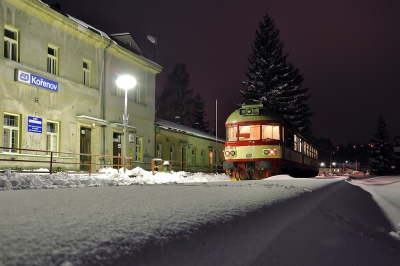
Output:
1,0,161,170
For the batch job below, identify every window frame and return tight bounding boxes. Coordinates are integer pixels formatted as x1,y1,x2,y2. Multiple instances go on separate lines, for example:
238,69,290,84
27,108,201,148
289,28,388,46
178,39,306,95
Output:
46,120,59,155
3,112,20,153
83,59,91,87
47,44,59,75
4,25,19,61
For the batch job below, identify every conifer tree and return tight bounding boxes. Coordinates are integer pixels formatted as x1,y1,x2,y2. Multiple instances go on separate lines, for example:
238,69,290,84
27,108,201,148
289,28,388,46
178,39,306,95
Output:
157,63,194,126
370,115,394,175
191,93,210,132
241,15,313,136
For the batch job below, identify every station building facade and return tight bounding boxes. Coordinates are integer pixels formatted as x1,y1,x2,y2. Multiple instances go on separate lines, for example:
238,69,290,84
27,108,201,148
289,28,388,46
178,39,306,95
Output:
0,0,162,170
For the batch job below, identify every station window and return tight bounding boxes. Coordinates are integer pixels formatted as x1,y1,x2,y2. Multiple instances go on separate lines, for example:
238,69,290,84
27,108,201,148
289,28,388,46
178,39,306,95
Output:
261,125,280,140
83,59,91,87
3,113,20,153
201,150,205,166
47,44,59,75
156,144,162,159
191,148,196,165
4,25,19,61
46,121,59,154
170,146,175,161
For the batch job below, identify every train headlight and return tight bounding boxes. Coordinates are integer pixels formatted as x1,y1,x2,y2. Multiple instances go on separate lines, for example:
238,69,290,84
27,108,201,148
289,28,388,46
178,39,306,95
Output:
225,151,230,156
230,151,236,156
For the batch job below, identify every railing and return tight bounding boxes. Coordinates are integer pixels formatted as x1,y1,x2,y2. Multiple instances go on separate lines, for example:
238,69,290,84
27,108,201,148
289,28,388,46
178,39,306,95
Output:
0,146,225,175
0,146,135,175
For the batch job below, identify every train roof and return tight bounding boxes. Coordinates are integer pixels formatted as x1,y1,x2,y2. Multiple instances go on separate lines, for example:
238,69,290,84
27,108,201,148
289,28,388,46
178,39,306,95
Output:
225,102,284,124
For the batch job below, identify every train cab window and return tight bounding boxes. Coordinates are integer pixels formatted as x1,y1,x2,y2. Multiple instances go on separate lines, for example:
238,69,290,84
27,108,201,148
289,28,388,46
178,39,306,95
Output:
262,125,280,140
239,125,260,140
226,125,238,141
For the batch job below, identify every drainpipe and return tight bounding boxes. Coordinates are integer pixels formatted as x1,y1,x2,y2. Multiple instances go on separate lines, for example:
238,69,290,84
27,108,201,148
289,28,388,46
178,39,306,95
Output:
101,38,113,157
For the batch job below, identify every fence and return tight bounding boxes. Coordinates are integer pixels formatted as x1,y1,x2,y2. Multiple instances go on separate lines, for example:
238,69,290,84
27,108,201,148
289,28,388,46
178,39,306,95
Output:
0,146,224,175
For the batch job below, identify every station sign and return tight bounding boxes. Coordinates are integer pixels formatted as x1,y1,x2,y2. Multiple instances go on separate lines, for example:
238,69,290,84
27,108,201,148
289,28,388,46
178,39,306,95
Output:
16,69,58,92
28,116,43,133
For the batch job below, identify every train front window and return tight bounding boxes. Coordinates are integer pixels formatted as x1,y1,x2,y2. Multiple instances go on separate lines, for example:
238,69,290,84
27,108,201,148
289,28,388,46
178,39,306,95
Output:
226,125,237,141
262,125,280,140
238,124,260,140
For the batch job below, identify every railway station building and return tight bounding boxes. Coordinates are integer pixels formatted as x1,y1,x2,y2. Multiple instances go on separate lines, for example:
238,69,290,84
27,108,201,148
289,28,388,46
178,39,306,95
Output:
0,0,162,171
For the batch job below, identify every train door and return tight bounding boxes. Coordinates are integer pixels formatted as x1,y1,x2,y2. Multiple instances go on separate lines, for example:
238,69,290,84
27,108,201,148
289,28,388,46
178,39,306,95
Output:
181,147,186,171
113,132,122,168
80,127,91,171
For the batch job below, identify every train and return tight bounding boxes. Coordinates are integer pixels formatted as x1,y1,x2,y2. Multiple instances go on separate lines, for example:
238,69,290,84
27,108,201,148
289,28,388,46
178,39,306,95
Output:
223,101,319,179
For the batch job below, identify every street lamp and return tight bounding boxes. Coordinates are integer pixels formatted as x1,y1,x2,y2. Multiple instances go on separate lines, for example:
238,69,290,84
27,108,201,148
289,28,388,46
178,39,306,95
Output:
147,35,157,62
116,75,137,172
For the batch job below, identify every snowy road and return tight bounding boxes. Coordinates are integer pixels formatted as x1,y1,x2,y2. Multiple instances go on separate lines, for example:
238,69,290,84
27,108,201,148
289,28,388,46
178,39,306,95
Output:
1,176,400,265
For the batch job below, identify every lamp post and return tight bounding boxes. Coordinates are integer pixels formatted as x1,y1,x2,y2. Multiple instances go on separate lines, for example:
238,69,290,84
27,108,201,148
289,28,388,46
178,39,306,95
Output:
116,75,137,172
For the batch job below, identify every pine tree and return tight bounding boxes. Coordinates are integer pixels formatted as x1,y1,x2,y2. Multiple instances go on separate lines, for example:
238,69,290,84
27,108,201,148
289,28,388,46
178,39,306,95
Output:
370,115,394,175
191,93,210,132
157,63,194,126
241,15,313,136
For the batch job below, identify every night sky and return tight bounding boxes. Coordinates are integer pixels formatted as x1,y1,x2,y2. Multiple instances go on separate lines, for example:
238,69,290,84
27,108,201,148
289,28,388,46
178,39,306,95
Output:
50,0,400,145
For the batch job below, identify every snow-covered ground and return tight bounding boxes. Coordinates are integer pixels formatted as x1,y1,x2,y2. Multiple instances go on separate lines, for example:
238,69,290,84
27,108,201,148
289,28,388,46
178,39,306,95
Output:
1,168,400,265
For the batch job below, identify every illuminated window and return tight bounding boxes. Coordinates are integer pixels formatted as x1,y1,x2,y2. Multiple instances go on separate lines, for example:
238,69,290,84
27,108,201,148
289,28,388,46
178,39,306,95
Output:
294,135,298,151
83,59,91,86
46,121,59,154
262,125,280,140
226,125,237,141
135,137,143,162
4,26,18,61
239,124,260,141
3,113,20,153
47,44,59,75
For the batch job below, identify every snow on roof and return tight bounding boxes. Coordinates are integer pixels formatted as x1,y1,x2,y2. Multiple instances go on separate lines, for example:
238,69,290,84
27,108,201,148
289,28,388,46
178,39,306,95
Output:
155,118,225,143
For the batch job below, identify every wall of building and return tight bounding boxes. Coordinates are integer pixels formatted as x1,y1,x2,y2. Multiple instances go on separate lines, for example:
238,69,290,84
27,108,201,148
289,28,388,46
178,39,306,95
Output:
0,0,161,171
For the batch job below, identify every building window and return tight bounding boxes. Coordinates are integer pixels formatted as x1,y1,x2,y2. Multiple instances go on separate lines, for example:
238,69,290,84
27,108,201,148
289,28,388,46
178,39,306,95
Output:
3,113,20,153
4,26,18,61
191,148,196,165
135,137,143,162
47,44,59,75
133,83,140,103
46,121,59,154
156,143,162,159
201,150,205,166
83,59,91,87
170,146,174,161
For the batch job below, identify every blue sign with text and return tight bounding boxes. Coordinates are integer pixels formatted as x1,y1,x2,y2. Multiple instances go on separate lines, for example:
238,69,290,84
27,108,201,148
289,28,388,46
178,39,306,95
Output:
17,70,58,92
28,116,43,133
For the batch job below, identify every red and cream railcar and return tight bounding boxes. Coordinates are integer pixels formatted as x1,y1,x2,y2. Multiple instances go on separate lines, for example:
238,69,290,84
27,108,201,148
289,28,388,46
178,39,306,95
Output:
223,102,319,179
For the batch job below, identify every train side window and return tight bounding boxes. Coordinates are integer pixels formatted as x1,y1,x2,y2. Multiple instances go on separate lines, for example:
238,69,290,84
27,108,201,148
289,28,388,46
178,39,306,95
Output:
226,125,237,141
262,125,280,140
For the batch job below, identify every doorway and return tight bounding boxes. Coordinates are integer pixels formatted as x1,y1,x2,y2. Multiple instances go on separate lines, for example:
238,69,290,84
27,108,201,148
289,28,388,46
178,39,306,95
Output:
113,132,122,168
80,127,91,171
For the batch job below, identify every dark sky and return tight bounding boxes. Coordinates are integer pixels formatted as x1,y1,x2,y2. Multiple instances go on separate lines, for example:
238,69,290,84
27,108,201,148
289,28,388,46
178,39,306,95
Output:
51,0,400,145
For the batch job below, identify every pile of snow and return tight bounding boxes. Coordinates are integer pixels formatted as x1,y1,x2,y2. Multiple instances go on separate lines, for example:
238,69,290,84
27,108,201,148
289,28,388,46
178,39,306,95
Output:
0,167,231,190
